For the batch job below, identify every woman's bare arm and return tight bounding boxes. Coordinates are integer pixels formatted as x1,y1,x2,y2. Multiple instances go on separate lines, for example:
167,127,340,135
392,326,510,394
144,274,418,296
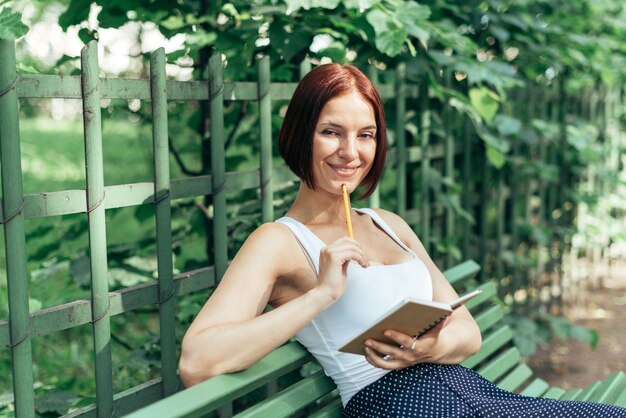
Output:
178,223,369,387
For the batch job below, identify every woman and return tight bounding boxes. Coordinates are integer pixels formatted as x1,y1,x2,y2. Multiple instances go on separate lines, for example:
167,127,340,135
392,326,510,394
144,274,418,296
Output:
178,63,626,417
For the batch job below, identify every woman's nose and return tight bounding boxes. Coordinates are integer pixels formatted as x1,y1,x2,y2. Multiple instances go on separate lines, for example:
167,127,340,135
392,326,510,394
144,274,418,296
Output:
338,136,358,160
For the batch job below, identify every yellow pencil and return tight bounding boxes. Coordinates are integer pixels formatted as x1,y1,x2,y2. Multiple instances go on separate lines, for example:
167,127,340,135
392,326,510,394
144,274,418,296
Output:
341,184,354,239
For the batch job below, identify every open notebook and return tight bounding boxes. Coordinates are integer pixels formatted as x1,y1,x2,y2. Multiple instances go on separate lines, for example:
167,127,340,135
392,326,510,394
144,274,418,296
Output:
339,290,482,355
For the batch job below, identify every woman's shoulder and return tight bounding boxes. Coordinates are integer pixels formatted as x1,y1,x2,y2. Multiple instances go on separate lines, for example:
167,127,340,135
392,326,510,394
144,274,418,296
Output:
368,208,418,245
245,221,296,249
368,208,410,230
247,221,303,256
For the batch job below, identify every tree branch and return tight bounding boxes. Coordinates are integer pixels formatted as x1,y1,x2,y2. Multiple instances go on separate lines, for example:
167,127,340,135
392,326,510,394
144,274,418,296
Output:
169,135,202,176
224,101,248,150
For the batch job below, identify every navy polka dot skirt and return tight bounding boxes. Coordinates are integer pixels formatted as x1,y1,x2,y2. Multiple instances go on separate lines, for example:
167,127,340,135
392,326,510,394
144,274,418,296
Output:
344,363,626,417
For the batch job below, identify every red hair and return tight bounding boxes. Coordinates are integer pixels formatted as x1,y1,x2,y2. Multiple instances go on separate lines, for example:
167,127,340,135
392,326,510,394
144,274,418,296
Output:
278,63,387,200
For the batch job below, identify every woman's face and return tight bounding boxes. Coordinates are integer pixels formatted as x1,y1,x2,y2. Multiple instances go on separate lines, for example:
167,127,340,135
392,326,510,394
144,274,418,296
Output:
311,91,377,196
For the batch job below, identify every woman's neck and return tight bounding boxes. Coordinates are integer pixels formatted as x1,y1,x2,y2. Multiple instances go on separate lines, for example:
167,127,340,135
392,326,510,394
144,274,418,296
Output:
287,183,351,226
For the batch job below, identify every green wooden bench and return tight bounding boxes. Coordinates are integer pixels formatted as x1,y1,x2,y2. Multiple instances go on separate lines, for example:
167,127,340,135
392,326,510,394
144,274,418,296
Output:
127,260,626,417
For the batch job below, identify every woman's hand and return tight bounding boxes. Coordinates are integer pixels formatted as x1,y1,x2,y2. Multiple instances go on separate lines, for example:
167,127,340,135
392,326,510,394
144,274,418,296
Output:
362,321,445,370
315,237,369,302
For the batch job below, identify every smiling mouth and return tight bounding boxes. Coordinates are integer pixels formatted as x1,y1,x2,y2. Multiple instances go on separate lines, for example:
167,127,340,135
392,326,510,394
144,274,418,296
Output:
329,164,359,176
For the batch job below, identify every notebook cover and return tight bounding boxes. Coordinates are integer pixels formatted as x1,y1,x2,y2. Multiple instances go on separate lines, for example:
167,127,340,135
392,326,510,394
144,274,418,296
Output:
338,298,452,356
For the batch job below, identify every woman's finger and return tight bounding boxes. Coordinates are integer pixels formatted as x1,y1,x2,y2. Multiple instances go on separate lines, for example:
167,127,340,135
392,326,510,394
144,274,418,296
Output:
364,347,398,370
364,339,404,360
321,245,369,268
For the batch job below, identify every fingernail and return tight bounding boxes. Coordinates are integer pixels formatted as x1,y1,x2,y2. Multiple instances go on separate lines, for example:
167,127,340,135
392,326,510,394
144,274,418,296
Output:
384,331,392,338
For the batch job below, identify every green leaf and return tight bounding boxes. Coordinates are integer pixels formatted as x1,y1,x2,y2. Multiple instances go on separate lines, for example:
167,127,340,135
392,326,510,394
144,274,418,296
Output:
489,24,510,42
285,0,341,14
317,41,347,62
493,114,521,136
185,30,218,49
97,1,132,29
366,9,407,57
479,130,510,153
486,146,506,169
343,0,379,11
281,29,312,62
455,59,519,91
166,48,190,63
395,1,431,43
549,316,571,339
428,51,455,66
16,63,38,73
531,119,560,142
512,333,537,357
78,28,98,45
58,0,91,30
160,15,186,30
469,87,500,123
570,325,599,349
0,7,28,40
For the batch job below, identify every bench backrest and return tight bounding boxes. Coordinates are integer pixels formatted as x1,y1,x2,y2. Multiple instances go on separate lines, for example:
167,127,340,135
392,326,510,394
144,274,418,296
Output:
128,259,528,418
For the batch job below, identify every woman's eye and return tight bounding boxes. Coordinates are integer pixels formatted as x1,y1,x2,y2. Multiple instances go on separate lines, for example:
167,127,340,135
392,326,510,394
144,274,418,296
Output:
322,130,338,136
360,132,375,140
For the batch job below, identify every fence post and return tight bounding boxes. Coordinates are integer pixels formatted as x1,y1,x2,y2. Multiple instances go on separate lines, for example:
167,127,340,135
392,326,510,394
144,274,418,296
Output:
367,65,380,209
419,77,431,252
461,103,472,259
443,69,455,267
258,56,273,222
395,63,407,218
209,54,228,282
150,47,178,397
0,38,35,418
81,40,114,417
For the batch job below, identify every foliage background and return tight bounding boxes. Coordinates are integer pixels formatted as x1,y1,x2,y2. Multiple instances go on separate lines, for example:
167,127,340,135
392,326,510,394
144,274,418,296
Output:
0,0,625,415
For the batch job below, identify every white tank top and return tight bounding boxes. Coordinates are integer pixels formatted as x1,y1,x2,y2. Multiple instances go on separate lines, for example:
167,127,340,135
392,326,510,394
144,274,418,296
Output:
275,208,433,405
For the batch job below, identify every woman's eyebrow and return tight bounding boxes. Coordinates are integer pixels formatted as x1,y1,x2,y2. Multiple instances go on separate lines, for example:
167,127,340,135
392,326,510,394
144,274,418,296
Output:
318,121,377,130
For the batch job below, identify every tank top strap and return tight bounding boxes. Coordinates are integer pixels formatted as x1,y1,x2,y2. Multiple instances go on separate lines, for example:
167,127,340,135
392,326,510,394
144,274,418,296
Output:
275,217,323,273
354,208,416,256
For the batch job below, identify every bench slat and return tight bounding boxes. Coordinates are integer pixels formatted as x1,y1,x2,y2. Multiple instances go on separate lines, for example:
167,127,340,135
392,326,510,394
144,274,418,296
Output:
497,363,534,392
125,343,311,418
234,370,337,418
465,281,498,311
462,325,513,369
308,398,343,418
443,260,480,286
474,305,505,334
542,386,566,399
560,388,583,401
478,347,521,382
592,372,626,404
519,378,550,397
615,387,626,407
576,380,602,402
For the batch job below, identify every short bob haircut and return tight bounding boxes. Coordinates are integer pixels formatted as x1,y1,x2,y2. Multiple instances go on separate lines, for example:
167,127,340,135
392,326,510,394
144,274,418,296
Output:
278,63,387,200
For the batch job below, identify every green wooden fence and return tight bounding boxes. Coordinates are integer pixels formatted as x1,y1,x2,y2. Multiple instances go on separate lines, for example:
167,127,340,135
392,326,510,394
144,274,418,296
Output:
0,39,624,416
